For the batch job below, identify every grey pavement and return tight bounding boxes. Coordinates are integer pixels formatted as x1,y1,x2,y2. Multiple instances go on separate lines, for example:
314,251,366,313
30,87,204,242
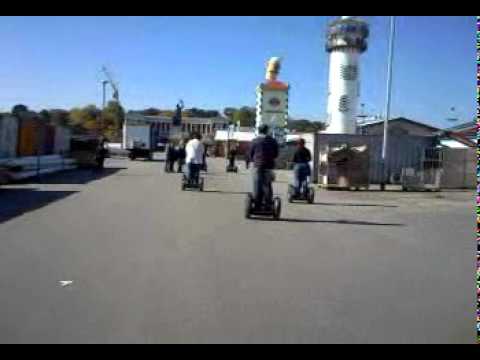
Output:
0,158,475,343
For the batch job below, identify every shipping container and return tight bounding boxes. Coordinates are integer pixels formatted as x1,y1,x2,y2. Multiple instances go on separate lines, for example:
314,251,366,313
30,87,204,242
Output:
54,126,72,155
0,114,19,159
44,124,56,155
36,120,47,156
17,118,37,157
17,117,49,157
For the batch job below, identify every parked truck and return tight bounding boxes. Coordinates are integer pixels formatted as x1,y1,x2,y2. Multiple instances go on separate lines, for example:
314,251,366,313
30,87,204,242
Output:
123,116,151,160
123,114,170,160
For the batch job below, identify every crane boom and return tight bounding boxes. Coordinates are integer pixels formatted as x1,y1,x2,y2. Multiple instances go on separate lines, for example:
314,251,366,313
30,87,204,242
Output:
101,66,120,102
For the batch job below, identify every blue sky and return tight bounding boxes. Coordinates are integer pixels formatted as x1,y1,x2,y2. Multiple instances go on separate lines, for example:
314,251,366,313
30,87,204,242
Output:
0,16,476,128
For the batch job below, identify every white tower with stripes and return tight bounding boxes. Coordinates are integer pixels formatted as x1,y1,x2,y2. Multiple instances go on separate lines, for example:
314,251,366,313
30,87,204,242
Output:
325,16,369,134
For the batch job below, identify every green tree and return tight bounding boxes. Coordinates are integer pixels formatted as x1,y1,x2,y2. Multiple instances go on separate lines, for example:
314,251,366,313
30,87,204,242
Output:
287,119,326,133
101,101,125,141
69,105,101,134
12,104,28,117
39,109,51,123
233,107,256,127
140,108,162,116
48,109,70,127
223,107,237,121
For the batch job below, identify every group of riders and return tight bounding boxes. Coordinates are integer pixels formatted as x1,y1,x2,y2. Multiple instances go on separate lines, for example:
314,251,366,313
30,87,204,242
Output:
164,124,312,209
164,134,208,176
95,125,312,209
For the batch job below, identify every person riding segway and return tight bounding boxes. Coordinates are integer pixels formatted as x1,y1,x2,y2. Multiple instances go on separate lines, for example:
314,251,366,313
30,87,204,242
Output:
245,124,281,219
182,133,205,191
288,138,314,203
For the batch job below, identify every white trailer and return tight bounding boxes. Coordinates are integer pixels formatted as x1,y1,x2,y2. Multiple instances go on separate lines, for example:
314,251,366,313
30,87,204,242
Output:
123,116,153,160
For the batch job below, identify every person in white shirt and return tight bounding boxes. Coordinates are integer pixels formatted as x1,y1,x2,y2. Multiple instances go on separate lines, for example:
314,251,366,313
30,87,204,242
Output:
185,133,205,183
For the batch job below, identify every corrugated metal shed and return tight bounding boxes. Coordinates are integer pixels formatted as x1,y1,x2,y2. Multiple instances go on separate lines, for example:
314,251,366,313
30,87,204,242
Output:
315,134,437,184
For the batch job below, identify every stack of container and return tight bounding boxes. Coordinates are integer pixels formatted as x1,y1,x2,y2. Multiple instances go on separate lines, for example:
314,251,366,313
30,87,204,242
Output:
0,155,77,180
0,114,19,159
54,126,72,155
17,112,41,157
0,111,76,183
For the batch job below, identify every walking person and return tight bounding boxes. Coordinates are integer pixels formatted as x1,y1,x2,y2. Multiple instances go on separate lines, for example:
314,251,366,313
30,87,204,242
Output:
165,142,176,173
176,141,186,173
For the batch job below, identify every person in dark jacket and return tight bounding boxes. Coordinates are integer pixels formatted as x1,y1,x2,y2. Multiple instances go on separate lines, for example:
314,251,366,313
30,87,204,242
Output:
201,144,208,172
228,145,237,168
291,138,312,196
176,141,186,173
95,139,108,170
249,124,279,208
165,142,177,173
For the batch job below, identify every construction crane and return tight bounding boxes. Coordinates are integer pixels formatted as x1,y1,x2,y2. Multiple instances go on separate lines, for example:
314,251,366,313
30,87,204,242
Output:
101,66,120,107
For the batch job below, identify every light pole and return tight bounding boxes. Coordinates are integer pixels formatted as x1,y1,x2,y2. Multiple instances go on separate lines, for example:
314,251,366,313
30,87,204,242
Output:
102,80,108,110
99,80,109,138
381,15,396,191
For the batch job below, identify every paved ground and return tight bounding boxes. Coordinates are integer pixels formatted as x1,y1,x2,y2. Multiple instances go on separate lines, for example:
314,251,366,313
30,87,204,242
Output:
0,158,475,343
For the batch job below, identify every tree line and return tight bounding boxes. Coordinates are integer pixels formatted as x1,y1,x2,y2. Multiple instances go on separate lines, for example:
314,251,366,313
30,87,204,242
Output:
7,103,326,141
9,103,125,142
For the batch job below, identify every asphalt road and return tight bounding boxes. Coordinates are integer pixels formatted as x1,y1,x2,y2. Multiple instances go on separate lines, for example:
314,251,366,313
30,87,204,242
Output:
0,158,475,343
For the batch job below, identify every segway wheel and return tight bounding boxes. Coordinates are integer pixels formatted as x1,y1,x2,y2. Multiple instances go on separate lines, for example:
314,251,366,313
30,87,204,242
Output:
245,194,253,219
273,197,282,220
307,187,315,204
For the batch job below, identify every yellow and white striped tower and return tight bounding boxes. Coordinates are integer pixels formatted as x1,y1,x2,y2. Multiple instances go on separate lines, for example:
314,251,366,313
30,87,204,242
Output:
255,57,289,143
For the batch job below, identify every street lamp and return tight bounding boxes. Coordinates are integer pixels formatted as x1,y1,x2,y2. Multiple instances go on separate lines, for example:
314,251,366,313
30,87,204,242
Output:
381,15,396,191
227,122,234,158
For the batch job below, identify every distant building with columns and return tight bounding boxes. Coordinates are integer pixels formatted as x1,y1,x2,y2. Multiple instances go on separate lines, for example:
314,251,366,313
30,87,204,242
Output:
126,111,229,143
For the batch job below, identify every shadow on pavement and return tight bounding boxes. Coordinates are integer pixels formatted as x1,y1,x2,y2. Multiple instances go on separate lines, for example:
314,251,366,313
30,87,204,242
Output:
0,188,78,224
250,217,404,226
203,190,250,195
33,167,127,185
305,202,398,208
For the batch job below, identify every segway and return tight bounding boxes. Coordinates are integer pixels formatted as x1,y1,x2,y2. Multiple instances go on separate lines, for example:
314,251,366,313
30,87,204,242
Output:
226,158,238,173
288,176,315,204
164,161,174,173
226,164,238,173
181,173,205,192
245,193,281,220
